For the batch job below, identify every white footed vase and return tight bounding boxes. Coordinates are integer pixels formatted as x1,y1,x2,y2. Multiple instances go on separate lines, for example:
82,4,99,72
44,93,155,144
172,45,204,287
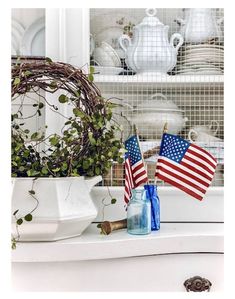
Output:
11,176,102,241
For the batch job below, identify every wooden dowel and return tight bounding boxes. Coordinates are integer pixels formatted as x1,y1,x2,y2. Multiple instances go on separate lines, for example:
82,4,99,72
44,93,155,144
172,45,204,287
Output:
163,122,168,133
100,219,127,235
133,124,149,184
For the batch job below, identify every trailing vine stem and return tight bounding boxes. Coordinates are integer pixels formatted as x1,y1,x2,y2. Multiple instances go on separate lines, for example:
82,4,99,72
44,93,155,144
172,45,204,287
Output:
12,178,39,249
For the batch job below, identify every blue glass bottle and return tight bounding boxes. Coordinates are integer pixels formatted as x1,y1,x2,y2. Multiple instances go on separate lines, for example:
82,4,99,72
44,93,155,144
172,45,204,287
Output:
127,189,151,235
144,184,160,231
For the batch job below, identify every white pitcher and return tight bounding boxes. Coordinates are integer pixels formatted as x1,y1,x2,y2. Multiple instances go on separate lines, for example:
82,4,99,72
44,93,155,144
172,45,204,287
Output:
175,8,223,43
119,8,184,75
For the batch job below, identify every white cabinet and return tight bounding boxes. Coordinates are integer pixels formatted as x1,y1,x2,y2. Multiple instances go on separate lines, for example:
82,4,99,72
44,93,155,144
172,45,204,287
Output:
12,223,223,292
11,8,224,292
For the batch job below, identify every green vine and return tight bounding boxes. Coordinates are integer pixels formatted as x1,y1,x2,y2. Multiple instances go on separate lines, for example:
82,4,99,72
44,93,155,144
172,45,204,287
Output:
11,178,38,249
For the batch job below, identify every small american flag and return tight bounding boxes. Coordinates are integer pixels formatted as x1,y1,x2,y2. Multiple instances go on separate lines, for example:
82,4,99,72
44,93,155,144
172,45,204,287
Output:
155,133,217,201
124,135,148,203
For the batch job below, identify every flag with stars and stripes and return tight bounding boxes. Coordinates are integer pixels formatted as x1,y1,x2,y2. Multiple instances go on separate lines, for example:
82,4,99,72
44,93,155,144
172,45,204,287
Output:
155,133,217,201
124,135,148,203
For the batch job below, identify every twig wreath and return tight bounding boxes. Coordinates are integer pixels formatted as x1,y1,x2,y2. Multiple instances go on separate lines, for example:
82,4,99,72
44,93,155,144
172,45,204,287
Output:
11,59,124,178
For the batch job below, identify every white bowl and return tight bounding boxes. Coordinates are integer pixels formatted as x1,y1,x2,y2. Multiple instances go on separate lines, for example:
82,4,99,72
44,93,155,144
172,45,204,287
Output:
93,47,115,67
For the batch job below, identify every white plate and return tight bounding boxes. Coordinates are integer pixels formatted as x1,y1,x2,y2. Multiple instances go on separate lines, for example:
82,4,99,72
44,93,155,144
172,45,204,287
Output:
182,48,224,53
176,63,222,69
179,52,224,57
21,17,45,56
176,60,223,67
12,19,25,55
176,70,223,75
178,56,223,64
181,51,224,57
94,66,124,75
183,44,224,50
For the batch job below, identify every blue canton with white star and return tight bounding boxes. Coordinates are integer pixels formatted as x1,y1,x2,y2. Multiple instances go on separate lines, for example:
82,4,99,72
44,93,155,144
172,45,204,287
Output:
125,135,142,166
159,133,190,163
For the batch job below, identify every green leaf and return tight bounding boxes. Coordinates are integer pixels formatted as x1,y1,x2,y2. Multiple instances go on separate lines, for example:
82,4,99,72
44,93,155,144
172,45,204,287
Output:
90,66,95,74
82,160,90,170
95,166,101,175
16,218,23,225
88,73,94,82
52,167,60,172
19,166,25,172
49,136,59,146
88,132,96,145
111,198,117,204
41,167,48,175
31,132,39,140
58,94,68,103
97,223,101,228
27,170,40,177
38,102,44,109
13,77,20,85
12,161,17,166
12,113,18,120
24,129,30,134
73,108,85,118
28,190,35,195
45,57,52,63
75,90,81,97
49,81,57,89
61,162,68,171
24,214,33,222
24,70,32,76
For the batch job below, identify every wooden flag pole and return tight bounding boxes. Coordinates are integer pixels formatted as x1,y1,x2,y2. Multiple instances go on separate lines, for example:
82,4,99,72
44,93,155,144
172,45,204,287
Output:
155,122,168,185
163,122,168,134
134,124,149,184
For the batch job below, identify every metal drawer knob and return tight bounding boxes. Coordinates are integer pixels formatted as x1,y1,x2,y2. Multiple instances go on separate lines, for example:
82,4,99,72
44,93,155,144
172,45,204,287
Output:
184,276,212,292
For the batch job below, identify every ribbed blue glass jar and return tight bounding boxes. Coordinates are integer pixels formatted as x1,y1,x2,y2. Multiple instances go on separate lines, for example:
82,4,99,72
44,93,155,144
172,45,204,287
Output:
127,189,151,235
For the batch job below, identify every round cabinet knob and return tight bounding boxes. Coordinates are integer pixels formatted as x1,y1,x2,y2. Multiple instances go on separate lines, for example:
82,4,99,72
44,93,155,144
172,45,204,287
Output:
184,276,212,292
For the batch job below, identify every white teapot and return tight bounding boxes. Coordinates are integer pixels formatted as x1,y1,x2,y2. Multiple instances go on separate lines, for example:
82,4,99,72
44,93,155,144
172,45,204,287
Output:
119,8,184,75
175,8,223,43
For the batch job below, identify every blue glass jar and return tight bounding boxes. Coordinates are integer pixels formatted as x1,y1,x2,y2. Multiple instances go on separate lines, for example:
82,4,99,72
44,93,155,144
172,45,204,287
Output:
127,189,151,235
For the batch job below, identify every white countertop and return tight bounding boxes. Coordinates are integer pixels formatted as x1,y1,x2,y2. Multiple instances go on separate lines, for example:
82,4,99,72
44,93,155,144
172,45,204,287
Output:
12,222,224,263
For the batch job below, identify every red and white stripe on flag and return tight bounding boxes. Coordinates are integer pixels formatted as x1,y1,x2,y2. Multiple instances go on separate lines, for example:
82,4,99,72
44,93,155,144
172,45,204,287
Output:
124,158,148,203
155,143,217,201
124,135,148,204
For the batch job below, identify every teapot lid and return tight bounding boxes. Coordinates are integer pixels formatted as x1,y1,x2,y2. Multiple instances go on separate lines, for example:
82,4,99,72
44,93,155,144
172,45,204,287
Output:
140,8,164,26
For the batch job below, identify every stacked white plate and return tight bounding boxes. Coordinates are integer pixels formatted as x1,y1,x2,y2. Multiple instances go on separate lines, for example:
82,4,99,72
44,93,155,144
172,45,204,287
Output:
194,141,224,164
175,44,224,75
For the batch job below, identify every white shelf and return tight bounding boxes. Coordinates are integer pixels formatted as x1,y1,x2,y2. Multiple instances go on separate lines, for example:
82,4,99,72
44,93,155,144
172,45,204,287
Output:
12,222,223,263
94,74,224,91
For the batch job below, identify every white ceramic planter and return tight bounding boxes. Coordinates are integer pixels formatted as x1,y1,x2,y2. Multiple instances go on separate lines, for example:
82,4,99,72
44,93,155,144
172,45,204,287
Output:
11,176,102,241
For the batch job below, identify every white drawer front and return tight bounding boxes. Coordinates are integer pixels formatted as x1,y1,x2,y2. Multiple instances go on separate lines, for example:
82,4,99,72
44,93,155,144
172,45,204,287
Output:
12,253,223,292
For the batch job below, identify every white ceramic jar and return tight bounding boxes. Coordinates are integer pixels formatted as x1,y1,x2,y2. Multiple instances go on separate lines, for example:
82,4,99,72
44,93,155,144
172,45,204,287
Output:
119,8,184,75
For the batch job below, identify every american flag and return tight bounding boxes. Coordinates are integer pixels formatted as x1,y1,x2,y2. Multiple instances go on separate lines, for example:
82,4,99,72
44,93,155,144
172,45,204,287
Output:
155,133,217,201
124,135,148,203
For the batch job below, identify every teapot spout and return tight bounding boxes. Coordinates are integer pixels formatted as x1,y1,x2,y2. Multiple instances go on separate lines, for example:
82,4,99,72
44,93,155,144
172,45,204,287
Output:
85,176,102,192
